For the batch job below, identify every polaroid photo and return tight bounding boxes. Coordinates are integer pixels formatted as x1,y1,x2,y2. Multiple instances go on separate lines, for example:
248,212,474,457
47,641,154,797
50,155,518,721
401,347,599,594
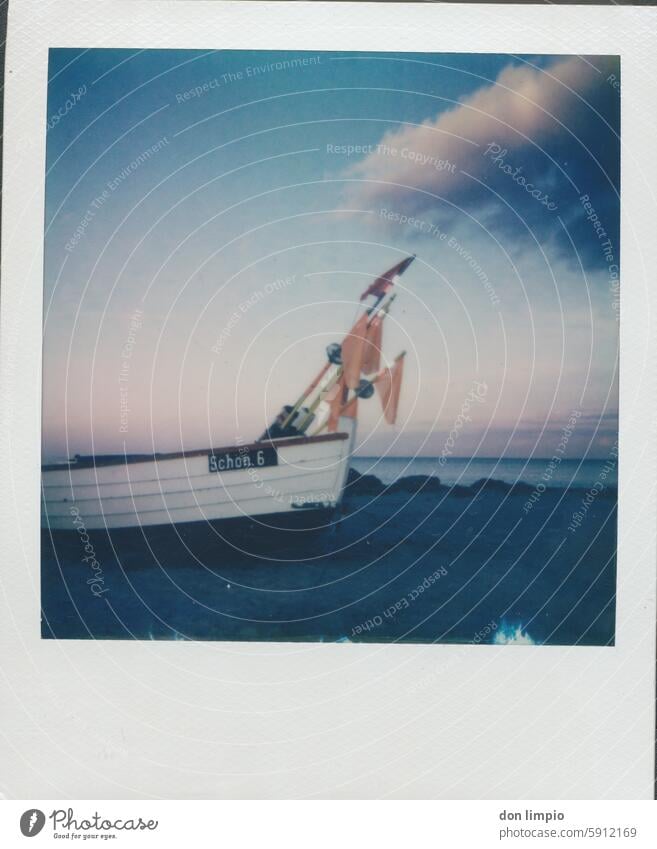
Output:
1,0,655,800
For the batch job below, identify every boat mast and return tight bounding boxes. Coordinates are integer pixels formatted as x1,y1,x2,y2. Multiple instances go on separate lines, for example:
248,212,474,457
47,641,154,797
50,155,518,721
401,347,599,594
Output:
280,361,332,430
277,255,415,437
306,254,415,436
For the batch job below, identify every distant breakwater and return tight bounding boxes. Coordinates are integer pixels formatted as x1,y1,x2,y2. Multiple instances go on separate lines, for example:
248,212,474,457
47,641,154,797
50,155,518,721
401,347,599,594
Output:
345,468,617,499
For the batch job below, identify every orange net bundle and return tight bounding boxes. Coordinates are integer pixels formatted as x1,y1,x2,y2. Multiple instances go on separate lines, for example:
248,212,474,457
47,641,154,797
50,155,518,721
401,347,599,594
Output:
327,374,358,432
361,315,383,375
375,354,405,425
341,314,369,390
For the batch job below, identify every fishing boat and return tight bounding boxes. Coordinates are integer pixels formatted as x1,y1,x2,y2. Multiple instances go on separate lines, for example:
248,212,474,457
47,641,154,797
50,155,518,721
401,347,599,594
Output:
41,255,415,534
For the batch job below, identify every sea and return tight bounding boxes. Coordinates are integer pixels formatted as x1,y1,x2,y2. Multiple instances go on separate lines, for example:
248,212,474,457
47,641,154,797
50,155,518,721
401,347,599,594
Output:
350,456,618,489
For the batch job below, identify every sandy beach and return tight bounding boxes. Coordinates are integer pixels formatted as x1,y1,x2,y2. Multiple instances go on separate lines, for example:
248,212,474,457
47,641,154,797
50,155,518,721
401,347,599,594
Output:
41,468,616,646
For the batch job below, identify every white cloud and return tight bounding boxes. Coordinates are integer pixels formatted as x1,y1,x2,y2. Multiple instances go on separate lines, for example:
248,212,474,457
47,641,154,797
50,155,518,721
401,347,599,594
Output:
345,56,612,213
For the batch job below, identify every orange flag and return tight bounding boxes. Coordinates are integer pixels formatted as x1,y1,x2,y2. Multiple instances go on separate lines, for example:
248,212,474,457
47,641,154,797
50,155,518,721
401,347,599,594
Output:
341,313,368,390
361,315,383,375
376,355,405,424
359,255,415,301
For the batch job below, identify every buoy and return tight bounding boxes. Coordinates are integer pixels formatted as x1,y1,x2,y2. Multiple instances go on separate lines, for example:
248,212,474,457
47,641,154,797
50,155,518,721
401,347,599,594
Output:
356,378,374,399
326,342,342,364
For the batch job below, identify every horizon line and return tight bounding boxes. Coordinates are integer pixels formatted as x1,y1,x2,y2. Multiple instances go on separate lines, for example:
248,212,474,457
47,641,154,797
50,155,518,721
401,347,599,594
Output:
353,455,616,461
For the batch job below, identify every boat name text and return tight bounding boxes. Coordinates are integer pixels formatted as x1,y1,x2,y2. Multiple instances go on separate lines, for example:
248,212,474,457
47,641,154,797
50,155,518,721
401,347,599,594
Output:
209,446,278,473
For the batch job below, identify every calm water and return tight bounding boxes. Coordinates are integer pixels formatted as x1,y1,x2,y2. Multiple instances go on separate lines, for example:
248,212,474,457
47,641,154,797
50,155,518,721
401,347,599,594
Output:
351,456,617,489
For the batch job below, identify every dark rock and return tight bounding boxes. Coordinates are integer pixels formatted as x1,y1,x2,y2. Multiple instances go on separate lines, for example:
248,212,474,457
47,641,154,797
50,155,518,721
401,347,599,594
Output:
509,481,535,494
387,474,443,494
345,467,386,495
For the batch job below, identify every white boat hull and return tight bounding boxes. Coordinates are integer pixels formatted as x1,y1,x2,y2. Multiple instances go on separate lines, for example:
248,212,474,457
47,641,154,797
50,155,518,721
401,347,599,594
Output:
41,426,355,532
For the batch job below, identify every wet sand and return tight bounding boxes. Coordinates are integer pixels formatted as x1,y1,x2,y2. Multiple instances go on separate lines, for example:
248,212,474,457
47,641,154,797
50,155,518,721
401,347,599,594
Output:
41,471,616,646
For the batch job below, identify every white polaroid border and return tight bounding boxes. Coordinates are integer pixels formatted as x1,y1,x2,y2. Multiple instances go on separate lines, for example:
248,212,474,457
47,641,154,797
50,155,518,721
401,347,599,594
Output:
1,1,656,799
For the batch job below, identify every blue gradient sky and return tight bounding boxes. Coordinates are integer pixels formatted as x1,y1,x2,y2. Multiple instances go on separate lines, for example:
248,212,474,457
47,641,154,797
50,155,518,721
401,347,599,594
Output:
43,49,619,460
